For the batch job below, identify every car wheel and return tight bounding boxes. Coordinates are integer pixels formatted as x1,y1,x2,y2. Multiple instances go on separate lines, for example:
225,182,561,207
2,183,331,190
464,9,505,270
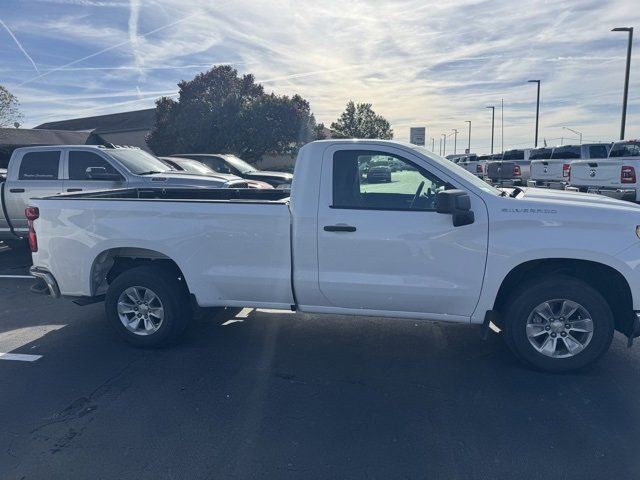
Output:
105,265,192,347
503,275,614,372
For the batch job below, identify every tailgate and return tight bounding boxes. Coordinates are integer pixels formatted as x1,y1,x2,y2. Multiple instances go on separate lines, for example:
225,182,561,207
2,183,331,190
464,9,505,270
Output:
530,159,566,181
486,161,515,180
570,159,621,187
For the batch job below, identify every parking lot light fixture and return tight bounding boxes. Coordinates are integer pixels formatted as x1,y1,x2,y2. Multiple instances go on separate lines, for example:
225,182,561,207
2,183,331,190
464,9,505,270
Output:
612,27,634,140
465,121,471,153
486,106,495,154
452,129,458,154
528,80,541,147
562,126,583,144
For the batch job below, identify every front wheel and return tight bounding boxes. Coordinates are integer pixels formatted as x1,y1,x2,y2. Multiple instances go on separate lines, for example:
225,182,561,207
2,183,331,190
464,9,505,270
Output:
503,275,614,372
105,265,192,347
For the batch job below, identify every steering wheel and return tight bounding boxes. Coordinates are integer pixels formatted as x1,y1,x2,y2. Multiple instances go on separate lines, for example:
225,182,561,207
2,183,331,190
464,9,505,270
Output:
409,181,425,209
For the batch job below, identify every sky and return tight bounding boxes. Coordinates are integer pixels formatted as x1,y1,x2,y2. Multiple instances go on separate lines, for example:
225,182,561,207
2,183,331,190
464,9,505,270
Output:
0,0,638,154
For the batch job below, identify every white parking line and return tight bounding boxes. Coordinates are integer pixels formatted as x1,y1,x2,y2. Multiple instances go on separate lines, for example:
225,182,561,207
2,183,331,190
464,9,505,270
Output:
0,275,33,279
0,352,42,362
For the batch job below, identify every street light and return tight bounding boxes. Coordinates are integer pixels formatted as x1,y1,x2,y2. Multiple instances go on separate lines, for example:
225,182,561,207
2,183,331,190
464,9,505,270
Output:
452,129,458,154
528,80,541,147
612,27,634,140
465,121,471,153
486,106,495,154
562,126,583,144
439,137,442,155
442,134,447,156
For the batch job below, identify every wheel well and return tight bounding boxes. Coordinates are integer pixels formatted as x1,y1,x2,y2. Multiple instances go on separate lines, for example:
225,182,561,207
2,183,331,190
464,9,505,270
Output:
493,259,635,336
91,248,186,295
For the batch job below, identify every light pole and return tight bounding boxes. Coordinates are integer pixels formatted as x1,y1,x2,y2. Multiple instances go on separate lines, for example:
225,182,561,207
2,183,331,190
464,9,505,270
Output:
528,80,541,147
439,137,442,155
486,106,495,154
442,134,447,156
465,121,471,153
431,137,435,152
562,126,583,144
612,27,634,140
452,129,458,154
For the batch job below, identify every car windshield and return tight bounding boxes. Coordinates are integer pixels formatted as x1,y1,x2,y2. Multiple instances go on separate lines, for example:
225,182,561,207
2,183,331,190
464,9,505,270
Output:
223,155,255,174
109,149,171,175
370,158,390,167
410,145,502,196
550,146,581,159
529,148,552,160
177,159,216,174
502,150,524,160
609,142,640,158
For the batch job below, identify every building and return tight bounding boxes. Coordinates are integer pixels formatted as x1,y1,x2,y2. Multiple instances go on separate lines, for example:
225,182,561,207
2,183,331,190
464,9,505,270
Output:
0,128,96,168
35,108,156,153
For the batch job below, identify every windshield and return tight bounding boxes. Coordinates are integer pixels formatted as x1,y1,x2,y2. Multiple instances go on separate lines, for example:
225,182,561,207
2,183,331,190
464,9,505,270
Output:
178,159,216,174
610,142,640,158
109,149,171,175
410,145,501,196
223,155,255,174
529,148,552,160
550,146,581,159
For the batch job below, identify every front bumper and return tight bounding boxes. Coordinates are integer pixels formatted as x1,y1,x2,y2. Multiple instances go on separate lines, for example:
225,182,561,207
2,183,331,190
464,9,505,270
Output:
29,266,61,298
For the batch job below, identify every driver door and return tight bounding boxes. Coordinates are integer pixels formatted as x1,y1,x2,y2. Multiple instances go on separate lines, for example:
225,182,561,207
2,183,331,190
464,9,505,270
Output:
316,145,488,318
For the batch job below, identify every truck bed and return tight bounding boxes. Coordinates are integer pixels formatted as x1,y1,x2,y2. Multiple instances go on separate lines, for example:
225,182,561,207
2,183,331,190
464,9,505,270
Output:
31,187,295,308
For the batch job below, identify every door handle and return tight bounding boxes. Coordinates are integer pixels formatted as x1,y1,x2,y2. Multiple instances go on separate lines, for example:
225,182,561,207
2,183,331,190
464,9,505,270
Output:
9,188,25,193
324,225,356,232
66,188,83,192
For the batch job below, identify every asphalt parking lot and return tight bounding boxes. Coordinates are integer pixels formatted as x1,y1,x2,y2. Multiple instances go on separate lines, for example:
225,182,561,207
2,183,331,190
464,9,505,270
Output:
2,245,640,479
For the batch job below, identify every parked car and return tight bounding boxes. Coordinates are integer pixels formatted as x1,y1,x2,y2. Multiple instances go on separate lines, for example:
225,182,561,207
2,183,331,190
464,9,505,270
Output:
159,157,273,189
567,140,640,202
529,144,610,189
29,139,640,372
366,157,393,183
0,145,250,245
170,153,293,189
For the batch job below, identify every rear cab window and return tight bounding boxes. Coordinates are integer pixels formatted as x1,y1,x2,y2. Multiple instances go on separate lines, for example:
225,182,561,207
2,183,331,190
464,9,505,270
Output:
609,142,640,158
551,146,581,159
587,145,609,159
18,151,61,180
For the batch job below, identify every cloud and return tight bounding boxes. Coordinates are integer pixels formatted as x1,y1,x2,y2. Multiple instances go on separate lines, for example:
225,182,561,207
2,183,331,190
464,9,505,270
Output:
0,0,638,151
0,17,40,74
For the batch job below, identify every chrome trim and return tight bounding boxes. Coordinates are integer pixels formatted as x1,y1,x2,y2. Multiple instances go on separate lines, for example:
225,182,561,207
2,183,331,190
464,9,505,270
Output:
29,266,61,298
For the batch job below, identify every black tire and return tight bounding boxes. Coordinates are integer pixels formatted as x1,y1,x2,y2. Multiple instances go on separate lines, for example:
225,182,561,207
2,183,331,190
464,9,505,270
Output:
503,275,614,372
105,265,192,347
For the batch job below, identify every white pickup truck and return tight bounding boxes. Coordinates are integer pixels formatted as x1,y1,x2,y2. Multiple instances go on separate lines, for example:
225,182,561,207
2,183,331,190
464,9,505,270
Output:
28,140,640,372
529,144,611,190
568,140,640,202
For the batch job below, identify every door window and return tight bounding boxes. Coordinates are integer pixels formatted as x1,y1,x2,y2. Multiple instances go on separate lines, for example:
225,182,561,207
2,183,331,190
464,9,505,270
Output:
18,151,60,180
332,150,449,211
68,151,120,180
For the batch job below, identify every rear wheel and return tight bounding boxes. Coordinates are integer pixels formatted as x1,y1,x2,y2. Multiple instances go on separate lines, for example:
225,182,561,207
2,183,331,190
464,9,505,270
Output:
105,265,192,347
503,275,614,372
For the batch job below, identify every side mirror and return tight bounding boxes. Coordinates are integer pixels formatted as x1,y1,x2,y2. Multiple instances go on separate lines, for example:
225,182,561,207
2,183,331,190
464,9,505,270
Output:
86,167,122,181
436,189,475,227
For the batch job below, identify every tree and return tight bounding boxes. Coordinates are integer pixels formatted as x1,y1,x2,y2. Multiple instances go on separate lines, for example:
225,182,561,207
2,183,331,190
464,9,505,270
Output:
0,85,22,128
147,66,323,161
330,101,393,139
